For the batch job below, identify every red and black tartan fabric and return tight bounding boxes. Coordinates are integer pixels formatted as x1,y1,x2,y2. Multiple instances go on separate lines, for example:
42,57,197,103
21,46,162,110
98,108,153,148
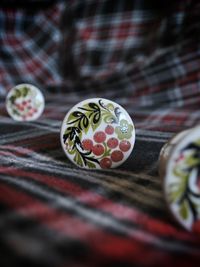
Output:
0,1,64,96
1,1,200,267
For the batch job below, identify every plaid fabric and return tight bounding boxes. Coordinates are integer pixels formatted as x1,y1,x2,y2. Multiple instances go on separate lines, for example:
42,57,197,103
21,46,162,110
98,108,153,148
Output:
0,1,64,96
60,0,200,109
1,1,200,267
0,94,200,267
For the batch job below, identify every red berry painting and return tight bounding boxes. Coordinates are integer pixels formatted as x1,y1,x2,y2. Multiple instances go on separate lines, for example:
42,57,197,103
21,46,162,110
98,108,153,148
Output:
61,98,135,169
6,83,45,121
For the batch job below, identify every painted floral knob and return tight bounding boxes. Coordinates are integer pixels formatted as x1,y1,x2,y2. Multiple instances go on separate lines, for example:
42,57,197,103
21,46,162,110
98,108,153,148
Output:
60,98,135,169
6,83,45,121
160,126,200,233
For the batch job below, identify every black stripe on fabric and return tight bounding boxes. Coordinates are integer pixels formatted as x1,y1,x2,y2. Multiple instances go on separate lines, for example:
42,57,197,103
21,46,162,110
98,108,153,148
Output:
0,0,62,10
0,178,199,256
125,45,200,80
0,241,48,267
0,123,36,135
0,50,14,62
0,167,168,225
74,1,85,18
99,0,169,15
123,0,169,11
0,144,163,207
0,155,163,212
0,202,11,214
32,27,52,52
90,51,102,67
0,206,37,232
124,139,163,172
101,188,167,221
0,207,90,267
85,1,98,18
100,0,119,15
0,166,162,212
0,177,141,238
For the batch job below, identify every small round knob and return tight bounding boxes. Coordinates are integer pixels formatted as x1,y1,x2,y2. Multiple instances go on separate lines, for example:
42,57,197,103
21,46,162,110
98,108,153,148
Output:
60,98,135,170
6,83,45,121
159,126,200,232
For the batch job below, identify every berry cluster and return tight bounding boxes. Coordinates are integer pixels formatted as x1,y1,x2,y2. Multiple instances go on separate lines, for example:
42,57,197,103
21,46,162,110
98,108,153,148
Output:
15,99,38,119
81,125,131,169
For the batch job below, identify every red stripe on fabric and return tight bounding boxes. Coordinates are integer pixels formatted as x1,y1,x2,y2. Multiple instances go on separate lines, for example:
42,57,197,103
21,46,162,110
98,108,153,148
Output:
178,72,200,87
9,133,59,148
0,145,36,156
25,59,43,74
27,140,59,151
0,166,198,244
129,59,200,99
0,183,164,265
0,150,26,158
0,182,199,266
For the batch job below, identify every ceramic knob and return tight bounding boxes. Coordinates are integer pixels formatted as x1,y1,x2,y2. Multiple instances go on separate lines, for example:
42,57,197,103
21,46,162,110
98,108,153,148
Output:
159,126,200,232
6,83,45,121
60,98,135,169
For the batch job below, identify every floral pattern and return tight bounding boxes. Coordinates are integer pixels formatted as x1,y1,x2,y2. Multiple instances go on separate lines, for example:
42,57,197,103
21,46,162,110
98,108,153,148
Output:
6,84,44,121
167,139,200,231
115,119,133,140
62,99,135,169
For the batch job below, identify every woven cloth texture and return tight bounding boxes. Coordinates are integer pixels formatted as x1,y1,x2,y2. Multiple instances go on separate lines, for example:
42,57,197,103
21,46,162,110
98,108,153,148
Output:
0,1,200,267
0,1,64,96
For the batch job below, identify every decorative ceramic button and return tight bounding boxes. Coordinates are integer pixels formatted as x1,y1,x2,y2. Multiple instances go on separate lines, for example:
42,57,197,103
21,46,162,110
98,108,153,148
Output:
159,126,200,232
6,83,45,121
60,98,135,169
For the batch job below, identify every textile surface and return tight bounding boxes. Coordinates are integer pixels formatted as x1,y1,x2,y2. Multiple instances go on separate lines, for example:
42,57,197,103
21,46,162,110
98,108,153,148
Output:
1,93,200,267
0,1,64,96
0,1,200,267
60,0,200,109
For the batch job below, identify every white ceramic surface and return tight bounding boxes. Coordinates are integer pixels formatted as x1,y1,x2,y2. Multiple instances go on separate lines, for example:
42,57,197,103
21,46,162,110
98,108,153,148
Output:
165,126,200,232
60,98,135,170
6,83,45,121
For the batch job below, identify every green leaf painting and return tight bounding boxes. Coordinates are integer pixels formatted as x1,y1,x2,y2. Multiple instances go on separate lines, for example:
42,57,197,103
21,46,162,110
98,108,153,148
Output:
63,100,120,169
168,140,200,228
62,99,134,169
